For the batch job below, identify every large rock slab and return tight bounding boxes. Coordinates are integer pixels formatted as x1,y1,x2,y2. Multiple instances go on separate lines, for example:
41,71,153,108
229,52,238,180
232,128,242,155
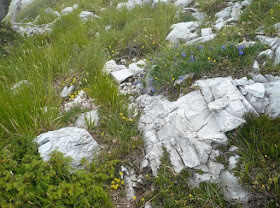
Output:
0,0,10,21
166,22,199,43
35,127,99,168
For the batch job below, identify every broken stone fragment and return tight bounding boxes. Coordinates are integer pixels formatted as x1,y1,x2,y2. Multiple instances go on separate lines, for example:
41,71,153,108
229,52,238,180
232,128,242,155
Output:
75,110,99,129
60,85,75,98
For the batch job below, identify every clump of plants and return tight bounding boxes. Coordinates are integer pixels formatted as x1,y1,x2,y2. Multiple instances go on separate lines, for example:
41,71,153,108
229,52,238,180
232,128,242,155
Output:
145,41,263,97
228,114,280,207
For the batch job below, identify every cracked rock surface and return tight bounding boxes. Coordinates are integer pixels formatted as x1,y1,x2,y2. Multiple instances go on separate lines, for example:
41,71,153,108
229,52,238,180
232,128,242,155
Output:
136,76,280,202
34,127,99,168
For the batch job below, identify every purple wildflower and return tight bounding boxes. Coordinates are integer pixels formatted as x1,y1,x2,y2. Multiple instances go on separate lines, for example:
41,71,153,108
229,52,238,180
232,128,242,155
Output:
179,75,184,80
190,55,195,62
151,88,156,92
199,45,203,50
237,46,245,50
209,47,213,50
239,50,244,55
222,45,226,51
149,78,154,82
181,52,186,57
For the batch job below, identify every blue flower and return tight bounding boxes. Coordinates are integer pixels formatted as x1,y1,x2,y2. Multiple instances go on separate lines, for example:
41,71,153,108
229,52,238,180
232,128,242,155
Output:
190,55,195,62
239,50,244,55
149,83,153,87
149,78,154,82
237,46,245,50
179,75,184,80
222,45,226,51
199,45,203,50
143,90,147,94
175,44,178,49
137,80,141,84
209,47,213,50
151,88,156,92
181,52,186,57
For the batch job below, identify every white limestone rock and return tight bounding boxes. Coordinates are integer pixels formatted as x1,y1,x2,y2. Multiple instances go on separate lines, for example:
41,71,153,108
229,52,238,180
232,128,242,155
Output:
258,49,274,59
231,2,242,21
61,7,74,15
174,0,193,7
102,60,119,74
111,68,133,84
244,83,265,98
75,110,99,129
128,63,144,75
245,94,269,114
253,60,260,70
192,12,205,21
60,85,75,98
236,40,256,49
208,98,229,112
34,127,99,168
215,7,232,19
220,170,251,203
251,73,267,83
45,8,60,17
215,110,246,132
79,11,99,21
228,155,240,170
201,28,213,37
232,77,248,86
186,34,216,44
274,45,280,66
166,22,199,43
256,35,280,48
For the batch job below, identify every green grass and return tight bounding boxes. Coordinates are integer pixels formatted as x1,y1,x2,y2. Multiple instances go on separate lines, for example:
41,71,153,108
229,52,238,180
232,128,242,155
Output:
197,0,227,16
144,36,264,99
228,114,280,207
240,0,280,36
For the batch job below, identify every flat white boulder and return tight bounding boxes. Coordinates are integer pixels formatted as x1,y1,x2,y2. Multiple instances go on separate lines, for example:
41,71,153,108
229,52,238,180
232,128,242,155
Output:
166,22,199,43
128,63,145,75
34,127,99,168
61,7,74,15
174,0,193,7
102,60,119,74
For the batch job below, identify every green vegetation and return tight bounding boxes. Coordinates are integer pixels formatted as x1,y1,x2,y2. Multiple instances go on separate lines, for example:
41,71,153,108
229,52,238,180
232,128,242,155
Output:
138,150,236,208
240,0,280,36
197,0,227,16
228,114,280,207
145,39,264,98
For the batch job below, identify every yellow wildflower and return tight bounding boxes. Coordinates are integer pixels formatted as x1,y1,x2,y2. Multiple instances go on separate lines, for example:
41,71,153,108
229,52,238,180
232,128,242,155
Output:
133,196,136,200
119,171,123,176
189,194,192,197
121,180,124,185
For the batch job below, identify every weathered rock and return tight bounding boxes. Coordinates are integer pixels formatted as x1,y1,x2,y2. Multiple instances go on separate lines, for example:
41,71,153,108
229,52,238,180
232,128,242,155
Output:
215,7,232,19
128,63,145,75
61,7,74,15
166,22,199,43
245,94,269,114
256,35,280,48
186,34,216,44
201,28,213,37
232,77,248,86
111,68,133,84
274,45,280,66
251,73,267,83
236,40,256,49
253,60,260,70
34,127,99,168
79,11,99,21
174,0,193,7
231,2,242,21
102,60,119,74
60,85,75,98
192,12,205,21
220,170,250,203
75,110,99,129
45,8,60,17
208,98,229,112
244,83,265,98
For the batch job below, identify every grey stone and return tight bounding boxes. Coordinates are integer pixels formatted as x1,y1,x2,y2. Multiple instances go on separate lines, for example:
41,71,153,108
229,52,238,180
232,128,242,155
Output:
232,77,248,86
128,63,144,75
45,8,60,17
245,94,269,114
174,0,193,7
34,127,99,168
228,155,240,170
244,83,265,98
75,110,99,129
274,45,280,66
79,11,99,21
264,74,280,82
258,49,274,59
267,93,280,118
60,85,75,98
236,40,256,49
256,35,280,48
61,7,74,15
192,12,205,21
253,60,260,70
231,2,242,21
251,73,267,83
215,110,246,132
186,34,216,44
111,68,133,84
201,28,213,37
215,7,232,19
274,23,280,30
208,98,229,112
166,22,199,43
64,90,93,112
220,170,250,203
102,60,119,74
